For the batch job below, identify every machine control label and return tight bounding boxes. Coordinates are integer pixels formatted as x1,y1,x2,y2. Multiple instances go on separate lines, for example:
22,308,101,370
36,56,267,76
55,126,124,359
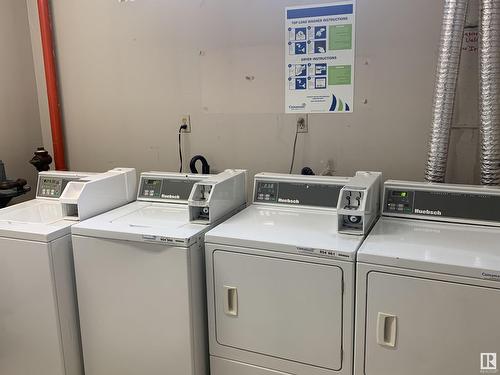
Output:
297,246,351,260
142,235,188,246
254,180,343,208
37,177,76,198
285,1,356,113
138,178,202,201
384,188,500,223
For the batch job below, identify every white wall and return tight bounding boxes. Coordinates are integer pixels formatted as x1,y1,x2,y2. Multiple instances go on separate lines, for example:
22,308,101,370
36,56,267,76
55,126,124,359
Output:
0,0,42,202
27,0,480,186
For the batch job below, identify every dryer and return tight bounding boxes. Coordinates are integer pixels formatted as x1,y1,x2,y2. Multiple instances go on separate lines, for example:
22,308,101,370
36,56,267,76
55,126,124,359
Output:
354,180,500,375
0,168,136,375
71,169,247,375
205,171,382,375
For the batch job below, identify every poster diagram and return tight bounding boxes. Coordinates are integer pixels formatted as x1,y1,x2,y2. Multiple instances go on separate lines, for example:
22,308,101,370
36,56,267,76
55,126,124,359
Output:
285,2,356,113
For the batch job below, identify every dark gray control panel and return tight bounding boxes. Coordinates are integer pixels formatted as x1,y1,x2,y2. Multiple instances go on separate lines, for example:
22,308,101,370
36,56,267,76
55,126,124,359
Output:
384,189,414,214
384,187,500,222
37,177,74,198
254,180,343,208
138,178,202,201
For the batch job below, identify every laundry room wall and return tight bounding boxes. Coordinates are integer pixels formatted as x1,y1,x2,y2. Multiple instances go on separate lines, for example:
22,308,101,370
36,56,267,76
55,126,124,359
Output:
0,0,42,201
26,0,480,185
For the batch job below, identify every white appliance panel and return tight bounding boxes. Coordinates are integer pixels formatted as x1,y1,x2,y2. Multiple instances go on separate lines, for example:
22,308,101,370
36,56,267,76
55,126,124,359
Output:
0,201,63,224
211,356,292,375
364,272,500,375
110,204,188,227
213,250,343,371
73,235,196,375
206,206,362,259
0,237,65,375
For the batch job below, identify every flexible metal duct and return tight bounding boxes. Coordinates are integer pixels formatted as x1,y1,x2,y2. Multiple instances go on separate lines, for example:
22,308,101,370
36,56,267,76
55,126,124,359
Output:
425,0,469,183
480,0,500,185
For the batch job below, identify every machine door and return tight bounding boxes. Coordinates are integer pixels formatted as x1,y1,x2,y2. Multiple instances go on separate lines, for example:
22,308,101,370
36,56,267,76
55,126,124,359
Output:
213,250,344,371
364,272,500,375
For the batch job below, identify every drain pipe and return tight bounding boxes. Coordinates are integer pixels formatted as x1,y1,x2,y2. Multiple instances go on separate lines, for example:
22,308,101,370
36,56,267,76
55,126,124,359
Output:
37,0,67,170
479,0,500,185
425,0,469,183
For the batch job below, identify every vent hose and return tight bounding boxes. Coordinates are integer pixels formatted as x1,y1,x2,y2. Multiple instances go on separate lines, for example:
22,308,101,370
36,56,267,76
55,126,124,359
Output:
425,0,469,183
479,0,500,185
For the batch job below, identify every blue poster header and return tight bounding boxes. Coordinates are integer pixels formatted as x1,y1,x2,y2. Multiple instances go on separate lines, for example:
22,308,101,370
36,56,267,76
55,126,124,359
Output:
287,4,353,20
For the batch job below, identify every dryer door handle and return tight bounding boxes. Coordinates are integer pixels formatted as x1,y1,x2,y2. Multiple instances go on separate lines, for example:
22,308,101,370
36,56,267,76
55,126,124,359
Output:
377,312,397,348
223,286,238,317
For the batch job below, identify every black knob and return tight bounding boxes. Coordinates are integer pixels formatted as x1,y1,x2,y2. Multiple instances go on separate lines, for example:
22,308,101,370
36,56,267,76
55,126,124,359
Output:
30,147,53,172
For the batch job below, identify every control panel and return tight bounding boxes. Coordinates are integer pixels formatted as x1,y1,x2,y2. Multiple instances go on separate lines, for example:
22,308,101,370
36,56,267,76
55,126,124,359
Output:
384,189,414,214
254,182,278,203
37,177,74,198
383,182,500,223
138,177,203,201
254,180,343,208
140,178,163,198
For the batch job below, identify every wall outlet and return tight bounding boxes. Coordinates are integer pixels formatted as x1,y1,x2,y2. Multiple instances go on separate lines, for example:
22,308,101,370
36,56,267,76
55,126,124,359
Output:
181,115,191,133
297,115,308,133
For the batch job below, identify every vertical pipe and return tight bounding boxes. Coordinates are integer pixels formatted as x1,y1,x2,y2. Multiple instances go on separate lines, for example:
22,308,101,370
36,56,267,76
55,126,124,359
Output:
37,0,66,170
479,0,500,185
425,0,469,183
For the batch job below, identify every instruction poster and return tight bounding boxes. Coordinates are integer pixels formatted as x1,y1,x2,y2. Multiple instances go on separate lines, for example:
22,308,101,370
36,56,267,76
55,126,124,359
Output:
285,1,356,113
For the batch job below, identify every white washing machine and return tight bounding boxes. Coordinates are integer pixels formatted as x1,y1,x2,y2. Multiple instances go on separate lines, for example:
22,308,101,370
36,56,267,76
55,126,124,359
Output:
0,168,136,375
71,169,247,375
205,171,382,375
354,180,500,375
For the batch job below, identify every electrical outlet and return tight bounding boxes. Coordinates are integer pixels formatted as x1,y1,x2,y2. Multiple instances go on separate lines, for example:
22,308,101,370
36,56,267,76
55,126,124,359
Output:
297,115,308,133
181,115,191,133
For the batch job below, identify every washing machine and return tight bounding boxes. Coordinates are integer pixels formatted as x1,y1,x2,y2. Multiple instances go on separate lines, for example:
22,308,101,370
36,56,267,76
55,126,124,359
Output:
0,168,136,375
71,169,247,375
354,180,500,375
205,171,382,375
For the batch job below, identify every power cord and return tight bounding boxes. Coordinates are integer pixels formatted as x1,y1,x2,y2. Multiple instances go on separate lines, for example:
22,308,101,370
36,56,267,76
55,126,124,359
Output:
178,124,188,172
289,119,303,174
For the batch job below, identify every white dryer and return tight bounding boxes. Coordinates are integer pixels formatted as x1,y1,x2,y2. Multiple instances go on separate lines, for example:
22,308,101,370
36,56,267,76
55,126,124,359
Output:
205,171,382,375
71,169,247,375
354,180,500,375
0,168,136,375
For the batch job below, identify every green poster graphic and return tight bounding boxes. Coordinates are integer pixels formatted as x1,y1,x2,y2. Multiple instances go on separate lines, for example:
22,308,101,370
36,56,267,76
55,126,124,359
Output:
329,24,352,50
328,65,352,85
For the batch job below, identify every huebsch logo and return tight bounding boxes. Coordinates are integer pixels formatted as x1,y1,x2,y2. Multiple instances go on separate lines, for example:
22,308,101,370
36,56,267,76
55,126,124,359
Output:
481,353,497,373
278,198,300,204
414,208,442,216
164,194,181,200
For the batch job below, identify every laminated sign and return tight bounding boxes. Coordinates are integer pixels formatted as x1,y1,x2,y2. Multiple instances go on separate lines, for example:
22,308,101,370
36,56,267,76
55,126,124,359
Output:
285,1,356,113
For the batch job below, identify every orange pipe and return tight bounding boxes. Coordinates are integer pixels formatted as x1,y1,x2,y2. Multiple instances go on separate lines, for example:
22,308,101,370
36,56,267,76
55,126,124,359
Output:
37,0,67,170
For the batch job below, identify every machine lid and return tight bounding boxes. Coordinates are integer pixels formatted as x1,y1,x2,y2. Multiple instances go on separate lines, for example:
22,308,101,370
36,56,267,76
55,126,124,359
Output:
382,180,500,226
358,217,500,282
205,205,364,261
71,201,210,244
111,204,188,227
0,199,72,241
